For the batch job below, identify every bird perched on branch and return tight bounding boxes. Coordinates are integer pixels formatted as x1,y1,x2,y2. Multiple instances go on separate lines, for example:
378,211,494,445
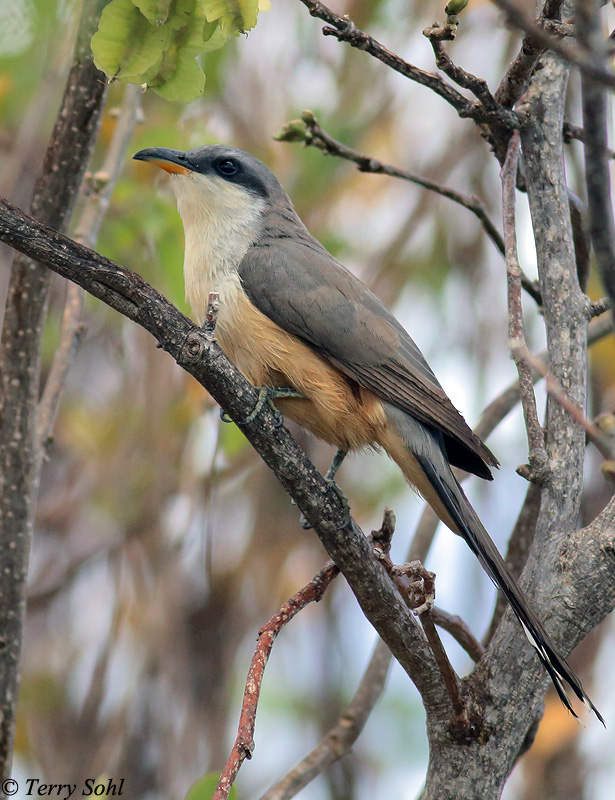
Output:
133,144,602,724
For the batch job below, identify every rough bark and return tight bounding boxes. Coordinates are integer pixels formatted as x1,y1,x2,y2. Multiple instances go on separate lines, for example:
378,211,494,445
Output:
0,0,108,777
0,197,455,729
418,45,615,800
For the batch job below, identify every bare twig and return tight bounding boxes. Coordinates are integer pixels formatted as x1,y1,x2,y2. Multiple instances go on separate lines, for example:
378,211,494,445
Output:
431,607,486,663
576,0,615,318
213,562,340,800
374,547,470,730
501,131,549,483
589,297,612,319
423,27,501,113
297,0,520,128
371,507,396,554
564,122,615,160
278,111,543,304
399,562,469,730
36,283,86,449
490,0,615,89
75,85,141,250
420,612,469,729
511,341,615,478
277,111,506,259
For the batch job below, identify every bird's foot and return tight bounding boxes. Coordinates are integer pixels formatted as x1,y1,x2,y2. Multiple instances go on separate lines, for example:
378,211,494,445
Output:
220,386,304,427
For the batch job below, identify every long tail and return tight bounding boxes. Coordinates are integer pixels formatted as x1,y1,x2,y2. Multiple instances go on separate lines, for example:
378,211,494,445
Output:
381,404,604,725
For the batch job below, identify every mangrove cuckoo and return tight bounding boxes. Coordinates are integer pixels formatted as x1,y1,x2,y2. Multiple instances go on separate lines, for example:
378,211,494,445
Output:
133,144,602,722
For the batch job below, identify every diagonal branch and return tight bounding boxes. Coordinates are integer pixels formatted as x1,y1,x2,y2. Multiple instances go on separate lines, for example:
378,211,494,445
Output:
277,111,506,258
297,0,519,128
214,561,340,800
0,197,455,732
278,111,544,304
490,0,615,89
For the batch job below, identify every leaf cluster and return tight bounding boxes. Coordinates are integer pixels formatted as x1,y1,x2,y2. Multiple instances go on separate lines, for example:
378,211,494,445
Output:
91,0,269,101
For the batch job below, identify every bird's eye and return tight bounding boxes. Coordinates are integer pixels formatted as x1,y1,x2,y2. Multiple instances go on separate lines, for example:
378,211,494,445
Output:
217,159,239,176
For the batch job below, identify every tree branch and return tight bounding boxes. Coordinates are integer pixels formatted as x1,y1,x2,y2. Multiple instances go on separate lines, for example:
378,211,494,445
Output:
576,0,615,317
277,111,541,304
297,0,520,128
277,111,506,259
501,131,549,484
431,608,486,664
214,561,340,800
0,0,108,777
423,26,501,113
512,341,615,473
0,197,458,735
36,85,141,452
490,0,615,89
564,121,615,160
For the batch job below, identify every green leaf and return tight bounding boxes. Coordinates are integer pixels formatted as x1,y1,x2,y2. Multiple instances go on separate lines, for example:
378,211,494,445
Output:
91,0,174,80
133,0,173,25
145,6,213,101
183,772,237,800
91,0,268,102
203,0,268,32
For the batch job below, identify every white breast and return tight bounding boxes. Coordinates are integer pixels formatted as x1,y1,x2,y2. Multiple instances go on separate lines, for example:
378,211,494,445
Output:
170,171,265,325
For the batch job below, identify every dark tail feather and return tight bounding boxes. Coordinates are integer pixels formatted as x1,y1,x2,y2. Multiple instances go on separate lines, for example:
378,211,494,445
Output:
414,452,604,726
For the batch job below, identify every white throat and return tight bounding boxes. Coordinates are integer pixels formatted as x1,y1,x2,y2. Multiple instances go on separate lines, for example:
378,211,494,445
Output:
171,172,266,321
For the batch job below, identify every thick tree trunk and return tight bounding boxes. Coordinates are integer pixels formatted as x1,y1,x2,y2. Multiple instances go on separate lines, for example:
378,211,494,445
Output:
0,0,108,777
420,44,615,800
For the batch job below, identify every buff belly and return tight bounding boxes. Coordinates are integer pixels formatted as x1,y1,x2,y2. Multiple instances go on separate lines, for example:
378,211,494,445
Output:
204,287,388,451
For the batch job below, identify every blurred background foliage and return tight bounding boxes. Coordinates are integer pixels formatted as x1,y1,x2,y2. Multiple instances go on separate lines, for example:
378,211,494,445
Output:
1,0,615,798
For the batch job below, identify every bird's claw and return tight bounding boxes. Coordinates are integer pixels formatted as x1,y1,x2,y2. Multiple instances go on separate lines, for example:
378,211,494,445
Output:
220,386,303,427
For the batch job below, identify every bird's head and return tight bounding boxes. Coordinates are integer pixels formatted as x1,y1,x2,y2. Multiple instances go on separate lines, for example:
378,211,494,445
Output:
132,145,284,232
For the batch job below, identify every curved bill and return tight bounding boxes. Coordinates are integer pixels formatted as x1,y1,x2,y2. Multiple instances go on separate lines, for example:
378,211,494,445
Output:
132,147,193,175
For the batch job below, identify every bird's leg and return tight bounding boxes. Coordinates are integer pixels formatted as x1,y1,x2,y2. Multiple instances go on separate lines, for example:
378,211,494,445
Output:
325,449,350,516
220,386,304,427
300,448,350,530
325,448,348,483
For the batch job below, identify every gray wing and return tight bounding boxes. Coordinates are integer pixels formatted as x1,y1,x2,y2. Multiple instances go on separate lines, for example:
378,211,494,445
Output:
239,222,497,479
